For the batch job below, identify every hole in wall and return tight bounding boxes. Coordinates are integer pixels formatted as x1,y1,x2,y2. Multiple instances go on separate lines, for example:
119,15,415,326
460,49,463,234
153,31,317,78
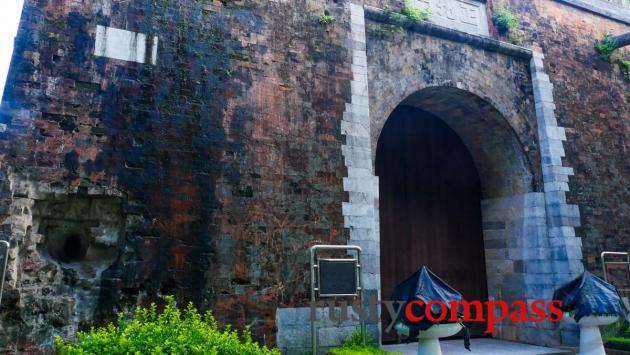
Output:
33,194,125,277
47,229,89,263
61,233,87,262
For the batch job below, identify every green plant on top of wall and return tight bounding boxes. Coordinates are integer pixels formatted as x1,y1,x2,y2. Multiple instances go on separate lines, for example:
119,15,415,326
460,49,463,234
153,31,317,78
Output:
377,1,430,38
492,5,520,34
594,33,630,80
319,10,335,25
402,0,431,22
595,33,619,61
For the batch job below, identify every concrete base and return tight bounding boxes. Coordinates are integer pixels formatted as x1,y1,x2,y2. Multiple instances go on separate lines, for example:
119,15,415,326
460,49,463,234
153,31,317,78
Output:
575,315,619,355
382,338,572,355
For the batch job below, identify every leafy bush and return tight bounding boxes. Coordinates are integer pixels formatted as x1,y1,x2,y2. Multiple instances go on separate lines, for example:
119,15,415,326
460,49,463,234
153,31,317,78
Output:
604,320,630,350
327,330,401,355
608,337,630,351
55,296,279,355
492,5,520,34
402,0,431,22
595,33,618,61
602,320,629,341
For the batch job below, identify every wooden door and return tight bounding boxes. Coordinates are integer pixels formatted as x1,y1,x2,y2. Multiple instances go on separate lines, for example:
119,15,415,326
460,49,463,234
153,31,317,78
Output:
377,106,488,342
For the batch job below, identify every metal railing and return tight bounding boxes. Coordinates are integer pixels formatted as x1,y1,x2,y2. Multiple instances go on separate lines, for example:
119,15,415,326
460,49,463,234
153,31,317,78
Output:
0,240,9,306
601,251,630,294
310,245,363,355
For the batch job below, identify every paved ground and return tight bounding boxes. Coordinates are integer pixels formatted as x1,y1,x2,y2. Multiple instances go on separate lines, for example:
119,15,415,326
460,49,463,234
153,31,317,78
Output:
382,338,573,355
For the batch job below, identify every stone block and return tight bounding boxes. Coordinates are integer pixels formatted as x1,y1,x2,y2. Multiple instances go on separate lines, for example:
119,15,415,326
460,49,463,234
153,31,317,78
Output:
541,126,567,141
343,177,377,194
342,202,374,217
352,51,367,67
351,94,369,107
548,226,576,238
346,239,378,255
523,260,553,274
485,248,507,260
346,167,373,178
484,239,507,249
345,102,369,118
544,190,567,205
362,273,380,289
343,156,372,169
344,215,374,229
342,145,371,161
351,63,367,74
341,120,369,138
348,192,374,205
349,227,376,241
544,181,570,192
344,135,371,148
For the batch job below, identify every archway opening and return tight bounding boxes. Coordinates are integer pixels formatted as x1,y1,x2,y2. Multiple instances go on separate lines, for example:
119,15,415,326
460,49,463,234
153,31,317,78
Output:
375,86,538,343
377,106,488,341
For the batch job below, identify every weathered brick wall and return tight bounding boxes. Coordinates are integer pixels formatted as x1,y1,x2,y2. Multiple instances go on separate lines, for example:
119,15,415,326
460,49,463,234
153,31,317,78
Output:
488,0,630,276
0,0,629,352
0,0,352,351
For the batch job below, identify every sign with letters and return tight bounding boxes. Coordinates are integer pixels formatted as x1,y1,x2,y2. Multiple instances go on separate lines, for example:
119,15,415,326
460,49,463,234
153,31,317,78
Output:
413,0,490,36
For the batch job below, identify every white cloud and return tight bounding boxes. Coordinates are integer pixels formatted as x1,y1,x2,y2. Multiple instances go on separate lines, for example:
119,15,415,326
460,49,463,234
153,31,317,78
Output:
0,0,25,102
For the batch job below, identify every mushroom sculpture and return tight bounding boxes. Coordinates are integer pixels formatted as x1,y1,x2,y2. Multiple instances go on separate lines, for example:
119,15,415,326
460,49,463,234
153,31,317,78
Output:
553,271,628,355
391,266,470,355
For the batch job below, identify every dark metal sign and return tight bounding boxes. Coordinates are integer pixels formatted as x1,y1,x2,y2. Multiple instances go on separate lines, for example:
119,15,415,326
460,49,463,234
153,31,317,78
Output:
309,245,363,355
318,258,358,297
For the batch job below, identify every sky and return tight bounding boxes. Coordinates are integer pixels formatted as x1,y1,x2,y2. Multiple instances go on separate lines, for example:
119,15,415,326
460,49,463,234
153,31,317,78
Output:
0,1,24,102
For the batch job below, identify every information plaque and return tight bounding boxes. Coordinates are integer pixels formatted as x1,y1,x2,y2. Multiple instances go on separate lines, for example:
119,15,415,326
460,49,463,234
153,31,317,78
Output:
309,245,363,355
318,258,359,297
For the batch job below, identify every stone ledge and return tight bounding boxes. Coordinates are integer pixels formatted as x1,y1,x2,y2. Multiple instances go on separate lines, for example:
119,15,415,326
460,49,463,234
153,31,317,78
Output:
363,6,532,60
554,0,630,25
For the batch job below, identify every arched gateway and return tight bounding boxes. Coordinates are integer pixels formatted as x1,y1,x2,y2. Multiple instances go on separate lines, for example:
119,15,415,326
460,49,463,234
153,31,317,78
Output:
375,86,536,340
336,3,584,349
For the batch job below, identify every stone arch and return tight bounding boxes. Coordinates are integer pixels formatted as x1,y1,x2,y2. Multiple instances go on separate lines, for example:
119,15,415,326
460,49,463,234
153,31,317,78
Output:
373,85,538,199
373,85,552,343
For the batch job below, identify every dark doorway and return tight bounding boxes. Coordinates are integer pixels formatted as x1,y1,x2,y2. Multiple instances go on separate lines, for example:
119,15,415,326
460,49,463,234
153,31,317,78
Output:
377,106,488,342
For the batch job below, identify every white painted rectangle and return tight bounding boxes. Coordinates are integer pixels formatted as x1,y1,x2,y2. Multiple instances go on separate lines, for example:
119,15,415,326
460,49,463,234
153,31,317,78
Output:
95,25,158,65
413,0,490,36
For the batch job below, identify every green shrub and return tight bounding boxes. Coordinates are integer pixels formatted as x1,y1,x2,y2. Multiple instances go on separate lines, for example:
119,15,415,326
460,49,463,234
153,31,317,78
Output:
327,330,401,355
55,296,279,355
402,0,431,22
608,337,630,351
595,33,618,61
492,5,520,34
602,320,630,342
319,11,335,25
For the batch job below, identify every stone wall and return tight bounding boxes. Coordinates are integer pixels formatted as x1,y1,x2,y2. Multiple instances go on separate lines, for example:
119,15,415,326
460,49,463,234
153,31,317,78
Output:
490,0,630,279
0,0,628,353
0,0,353,351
